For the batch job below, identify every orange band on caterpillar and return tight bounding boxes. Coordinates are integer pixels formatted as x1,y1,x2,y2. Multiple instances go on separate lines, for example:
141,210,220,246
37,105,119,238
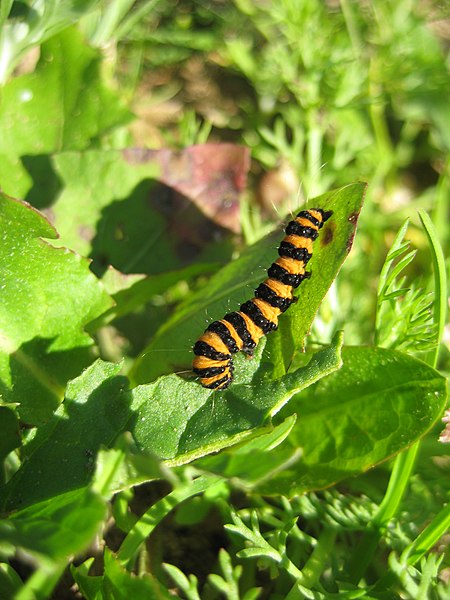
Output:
192,208,332,389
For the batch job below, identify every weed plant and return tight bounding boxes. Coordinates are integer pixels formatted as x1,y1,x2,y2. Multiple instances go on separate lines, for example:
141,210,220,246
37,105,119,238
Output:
0,1,448,599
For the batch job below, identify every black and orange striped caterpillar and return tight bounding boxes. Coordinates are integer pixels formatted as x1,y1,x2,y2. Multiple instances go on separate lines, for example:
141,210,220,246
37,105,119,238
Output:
192,208,333,389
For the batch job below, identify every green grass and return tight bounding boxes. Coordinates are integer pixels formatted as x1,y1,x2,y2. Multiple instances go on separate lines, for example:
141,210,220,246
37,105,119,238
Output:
0,1,449,599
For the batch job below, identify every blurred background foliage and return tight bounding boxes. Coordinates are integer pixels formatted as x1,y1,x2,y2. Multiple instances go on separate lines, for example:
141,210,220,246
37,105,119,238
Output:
1,0,448,355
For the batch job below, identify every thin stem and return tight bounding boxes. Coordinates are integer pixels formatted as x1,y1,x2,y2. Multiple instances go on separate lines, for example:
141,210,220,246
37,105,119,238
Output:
347,443,419,583
300,527,337,588
401,501,450,567
368,58,396,187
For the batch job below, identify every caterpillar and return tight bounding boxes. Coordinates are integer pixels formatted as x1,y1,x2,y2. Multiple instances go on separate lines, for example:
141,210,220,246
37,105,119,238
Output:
192,208,333,390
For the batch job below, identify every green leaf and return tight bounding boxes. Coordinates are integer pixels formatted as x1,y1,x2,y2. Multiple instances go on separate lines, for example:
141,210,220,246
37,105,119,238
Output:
72,548,174,600
117,474,225,568
418,210,448,367
255,346,447,496
0,360,129,511
0,487,106,560
0,1,14,28
131,332,343,464
131,182,367,385
197,415,301,488
0,27,131,195
0,194,113,424
162,563,201,600
70,558,103,600
0,335,342,510
269,182,367,375
48,150,162,256
47,143,248,265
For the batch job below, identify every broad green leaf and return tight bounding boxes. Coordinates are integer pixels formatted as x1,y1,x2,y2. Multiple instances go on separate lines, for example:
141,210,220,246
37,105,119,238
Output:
196,415,301,488
0,194,113,424
131,332,343,465
131,182,367,384
269,181,367,375
45,145,244,264
253,346,448,496
0,27,131,195
0,487,106,561
48,150,162,258
0,360,129,511
0,335,342,510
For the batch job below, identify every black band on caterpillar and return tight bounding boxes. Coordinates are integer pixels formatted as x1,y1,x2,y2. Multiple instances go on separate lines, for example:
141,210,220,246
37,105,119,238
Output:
192,207,333,389
278,242,312,263
223,312,256,353
207,321,241,354
193,340,230,361
201,372,233,390
267,263,307,288
296,210,322,227
240,300,278,334
254,282,294,312
193,364,227,377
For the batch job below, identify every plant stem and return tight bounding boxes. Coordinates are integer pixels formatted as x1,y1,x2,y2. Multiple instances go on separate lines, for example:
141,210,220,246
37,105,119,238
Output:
430,156,450,248
401,501,450,567
300,527,337,587
347,443,420,583
368,58,395,188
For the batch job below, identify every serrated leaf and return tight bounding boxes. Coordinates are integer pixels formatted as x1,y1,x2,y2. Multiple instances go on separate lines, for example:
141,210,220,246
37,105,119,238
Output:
131,182,367,384
0,194,113,424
